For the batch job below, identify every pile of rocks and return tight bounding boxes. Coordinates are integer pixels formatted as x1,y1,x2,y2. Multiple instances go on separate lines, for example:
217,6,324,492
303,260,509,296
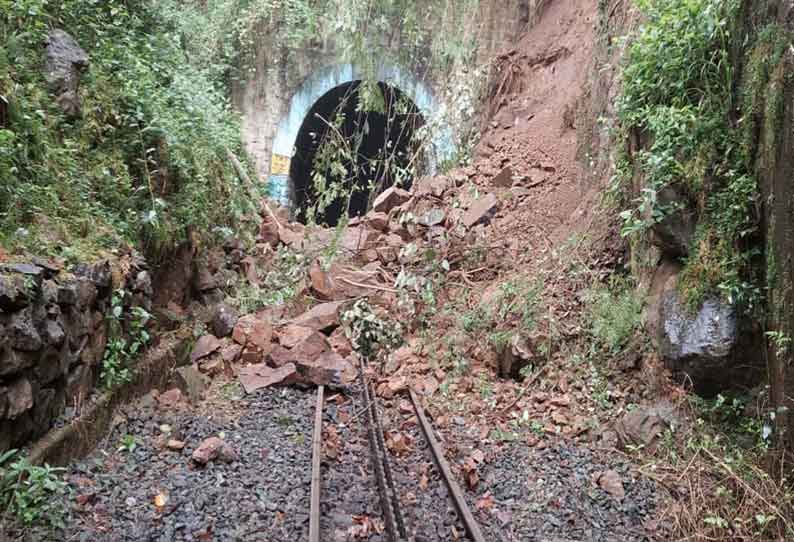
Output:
189,300,357,395
183,177,506,395
258,178,501,267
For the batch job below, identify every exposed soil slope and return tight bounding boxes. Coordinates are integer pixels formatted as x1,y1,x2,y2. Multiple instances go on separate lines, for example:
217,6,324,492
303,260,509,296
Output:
472,0,600,257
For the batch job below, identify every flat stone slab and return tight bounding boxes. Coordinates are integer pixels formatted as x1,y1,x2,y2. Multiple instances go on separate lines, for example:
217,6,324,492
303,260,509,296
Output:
239,363,297,394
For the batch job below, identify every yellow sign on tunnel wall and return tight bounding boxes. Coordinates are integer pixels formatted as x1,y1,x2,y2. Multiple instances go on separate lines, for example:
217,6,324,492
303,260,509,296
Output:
271,153,291,176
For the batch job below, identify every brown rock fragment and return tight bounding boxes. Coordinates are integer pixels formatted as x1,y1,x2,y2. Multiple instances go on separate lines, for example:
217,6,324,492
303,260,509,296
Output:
294,351,355,387
259,215,280,247
372,186,412,214
190,335,221,364
462,193,500,228
166,439,185,451
366,212,390,231
277,324,315,349
191,437,238,465
268,345,295,368
221,343,243,363
290,331,330,362
157,388,184,409
291,301,345,331
615,401,677,452
309,260,335,300
232,313,273,353
238,363,298,394
596,470,625,500
491,166,514,187
328,327,352,357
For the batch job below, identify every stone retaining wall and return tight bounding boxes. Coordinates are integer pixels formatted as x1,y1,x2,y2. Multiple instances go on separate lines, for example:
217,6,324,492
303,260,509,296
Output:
0,258,152,452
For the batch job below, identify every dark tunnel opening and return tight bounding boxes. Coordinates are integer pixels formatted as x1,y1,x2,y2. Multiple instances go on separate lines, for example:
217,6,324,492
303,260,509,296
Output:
289,81,424,226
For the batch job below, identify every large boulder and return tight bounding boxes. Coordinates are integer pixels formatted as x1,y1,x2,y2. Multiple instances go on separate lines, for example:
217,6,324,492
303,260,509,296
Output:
239,363,298,394
44,29,89,117
294,351,355,388
658,287,738,393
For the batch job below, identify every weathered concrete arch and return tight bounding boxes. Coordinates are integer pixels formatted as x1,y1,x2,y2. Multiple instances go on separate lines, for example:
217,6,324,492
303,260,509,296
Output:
268,63,454,205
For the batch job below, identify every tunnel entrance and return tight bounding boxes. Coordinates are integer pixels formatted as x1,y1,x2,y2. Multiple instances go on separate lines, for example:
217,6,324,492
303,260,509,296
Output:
289,81,424,226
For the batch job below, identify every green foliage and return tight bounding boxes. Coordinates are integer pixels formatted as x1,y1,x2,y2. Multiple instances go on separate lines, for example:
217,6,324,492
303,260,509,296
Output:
159,0,482,85
766,330,792,358
692,393,772,450
584,276,643,353
342,299,403,359
616,0,762,310
648,398,794,540
460,278,541,349
0,0,254,258
0,449,68,528
230,245,307,314
117,434,138,454
489,428,519,442
100,290,152,390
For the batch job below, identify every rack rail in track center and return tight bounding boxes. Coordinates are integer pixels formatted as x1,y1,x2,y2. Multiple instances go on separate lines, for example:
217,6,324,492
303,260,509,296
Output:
308,373,486,542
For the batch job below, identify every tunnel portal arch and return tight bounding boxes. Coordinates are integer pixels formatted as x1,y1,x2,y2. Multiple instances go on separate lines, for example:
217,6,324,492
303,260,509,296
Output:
268,63,454,223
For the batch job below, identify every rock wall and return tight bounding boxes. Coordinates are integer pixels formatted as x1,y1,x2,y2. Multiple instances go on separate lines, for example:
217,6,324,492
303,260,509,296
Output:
0,258,152,452
582,0,794,398
756,2,794,447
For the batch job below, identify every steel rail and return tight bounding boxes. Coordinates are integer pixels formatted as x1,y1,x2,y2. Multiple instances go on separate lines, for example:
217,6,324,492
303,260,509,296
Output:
409,389,487,542
309,385,325,542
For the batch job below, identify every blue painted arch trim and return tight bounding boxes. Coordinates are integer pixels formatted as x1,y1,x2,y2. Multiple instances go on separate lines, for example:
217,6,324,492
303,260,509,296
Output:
269,63,454,205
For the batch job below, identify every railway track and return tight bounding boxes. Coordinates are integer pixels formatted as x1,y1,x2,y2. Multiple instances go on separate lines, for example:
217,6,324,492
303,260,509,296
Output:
308,362,486,542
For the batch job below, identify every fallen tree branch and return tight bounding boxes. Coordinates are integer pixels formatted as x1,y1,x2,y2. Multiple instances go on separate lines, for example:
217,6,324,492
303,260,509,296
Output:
497,367,546,416
225,147,284,232
338,277,400,293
